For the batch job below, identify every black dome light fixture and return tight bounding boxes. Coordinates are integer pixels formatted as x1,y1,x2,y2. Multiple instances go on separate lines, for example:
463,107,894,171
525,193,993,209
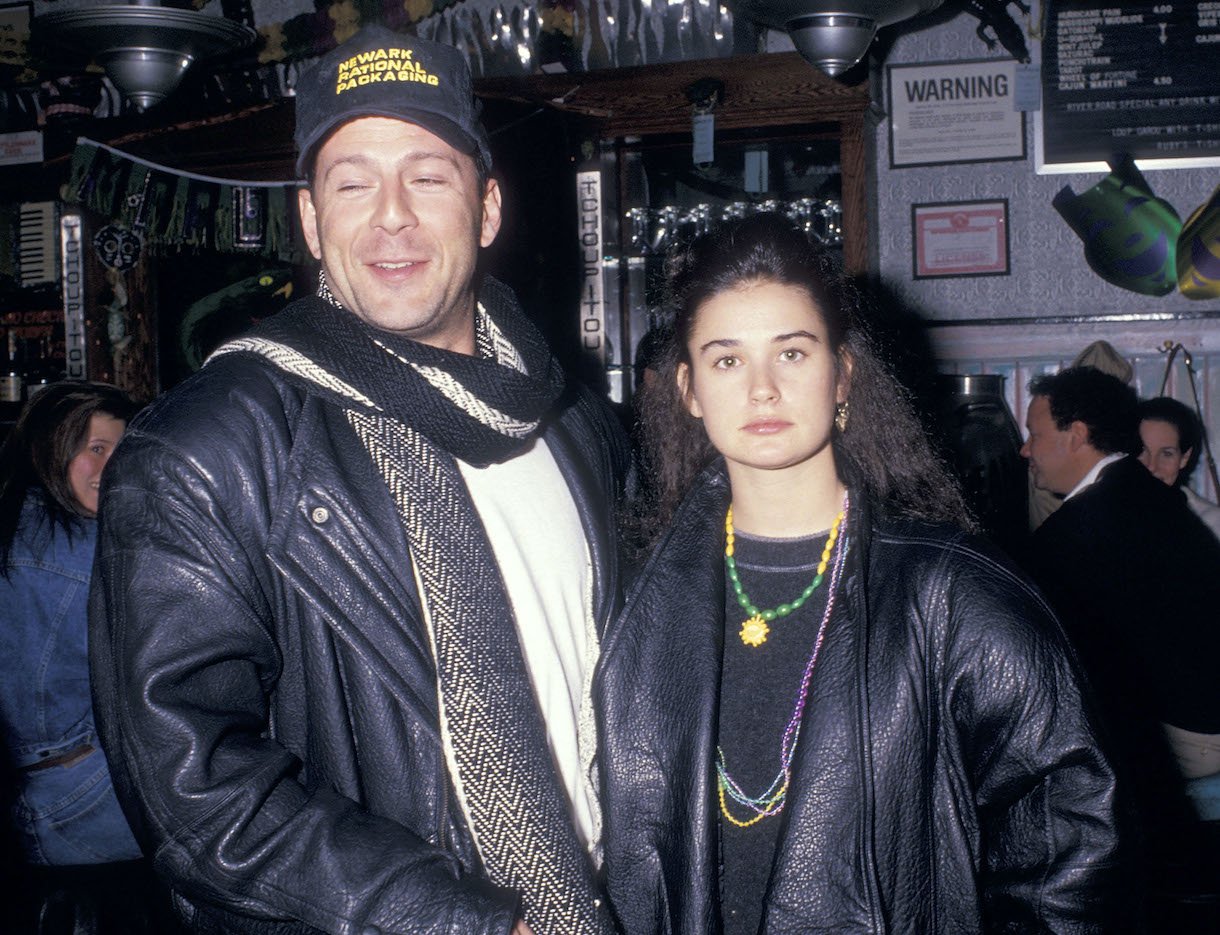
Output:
33,0,255,112
733,0,946,76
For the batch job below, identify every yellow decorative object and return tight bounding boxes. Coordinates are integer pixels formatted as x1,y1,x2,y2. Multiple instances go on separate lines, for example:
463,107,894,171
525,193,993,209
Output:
328,0,361,45
725,503,846,647
719,778,788,828
739,615,770,647
257,23,287,64
539,7,575,37
1177,184,1220,300
403,0,434,24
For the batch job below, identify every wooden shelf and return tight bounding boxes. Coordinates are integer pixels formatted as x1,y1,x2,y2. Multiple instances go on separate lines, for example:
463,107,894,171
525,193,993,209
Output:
476,51,870,138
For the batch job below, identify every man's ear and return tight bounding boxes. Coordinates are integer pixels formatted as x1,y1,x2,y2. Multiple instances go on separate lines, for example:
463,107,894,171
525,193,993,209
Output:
480,178,503,248
298,188,322,260
676,362,701,419
1067,420,1090,451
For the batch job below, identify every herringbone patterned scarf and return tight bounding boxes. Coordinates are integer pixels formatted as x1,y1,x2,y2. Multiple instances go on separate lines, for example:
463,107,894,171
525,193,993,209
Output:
208,277,612,934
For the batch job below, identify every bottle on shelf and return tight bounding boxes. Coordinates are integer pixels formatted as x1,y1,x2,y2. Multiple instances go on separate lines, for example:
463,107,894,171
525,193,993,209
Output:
2,330,26,423
24,335,60,399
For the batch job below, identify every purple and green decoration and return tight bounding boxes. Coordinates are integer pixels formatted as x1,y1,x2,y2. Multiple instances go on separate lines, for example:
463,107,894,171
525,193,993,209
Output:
1052,155,1181,298
1177,185,1220,301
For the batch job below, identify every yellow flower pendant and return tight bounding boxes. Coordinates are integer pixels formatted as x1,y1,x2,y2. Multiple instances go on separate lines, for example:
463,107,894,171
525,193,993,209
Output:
739,614,770,647
725,502,847,649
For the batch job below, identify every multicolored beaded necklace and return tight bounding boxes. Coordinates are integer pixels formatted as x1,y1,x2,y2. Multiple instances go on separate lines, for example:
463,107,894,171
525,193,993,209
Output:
725,502,846,647
717,493,851,828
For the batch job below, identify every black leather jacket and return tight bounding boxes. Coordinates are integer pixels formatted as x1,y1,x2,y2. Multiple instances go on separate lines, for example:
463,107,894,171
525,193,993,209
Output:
89,350,630,934
596,466,1124,934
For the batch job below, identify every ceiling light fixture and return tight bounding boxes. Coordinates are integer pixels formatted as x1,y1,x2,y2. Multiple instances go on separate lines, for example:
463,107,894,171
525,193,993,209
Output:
734,0,946,76
33,1,255,113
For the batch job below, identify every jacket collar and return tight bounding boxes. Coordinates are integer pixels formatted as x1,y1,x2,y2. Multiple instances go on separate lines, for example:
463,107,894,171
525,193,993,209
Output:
543,391,626,637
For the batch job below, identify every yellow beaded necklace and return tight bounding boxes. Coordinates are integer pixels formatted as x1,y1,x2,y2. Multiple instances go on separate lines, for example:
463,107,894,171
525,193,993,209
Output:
724,505,846,647
717,493,851,826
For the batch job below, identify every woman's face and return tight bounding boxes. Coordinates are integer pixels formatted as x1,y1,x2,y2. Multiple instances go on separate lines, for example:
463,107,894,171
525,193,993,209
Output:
677,279,848,487
1138,417,1189,487
67,412,126,516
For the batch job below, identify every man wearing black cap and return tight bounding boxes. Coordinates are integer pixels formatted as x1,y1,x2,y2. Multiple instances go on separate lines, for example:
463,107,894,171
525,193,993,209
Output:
89,24,628,935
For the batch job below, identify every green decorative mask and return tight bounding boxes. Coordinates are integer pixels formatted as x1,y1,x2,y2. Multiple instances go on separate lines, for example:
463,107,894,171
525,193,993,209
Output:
1053,155,1182,297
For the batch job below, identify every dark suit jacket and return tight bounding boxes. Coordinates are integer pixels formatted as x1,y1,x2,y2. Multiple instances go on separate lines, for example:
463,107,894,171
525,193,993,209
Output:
1028,456,1220,735
1026,456,1220,842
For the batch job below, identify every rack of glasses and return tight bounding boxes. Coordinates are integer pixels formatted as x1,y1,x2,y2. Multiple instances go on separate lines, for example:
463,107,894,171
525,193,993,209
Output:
413,0,744,77
592,129,847,404
625,197,843,257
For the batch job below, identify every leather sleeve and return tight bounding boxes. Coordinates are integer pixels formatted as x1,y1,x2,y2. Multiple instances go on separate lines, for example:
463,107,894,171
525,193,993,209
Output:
937,543,1127,932
88,417,517,935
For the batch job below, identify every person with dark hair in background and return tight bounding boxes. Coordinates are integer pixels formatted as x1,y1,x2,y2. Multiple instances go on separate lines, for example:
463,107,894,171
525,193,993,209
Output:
1135,396,1220,823
1021,367,1220,897
0,381,165,932
1138,395,1220,543
598,214,1122,934
89,24,629,935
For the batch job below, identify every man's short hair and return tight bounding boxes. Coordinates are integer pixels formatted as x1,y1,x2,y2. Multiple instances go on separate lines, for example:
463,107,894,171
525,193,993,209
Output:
1028,366,1140,456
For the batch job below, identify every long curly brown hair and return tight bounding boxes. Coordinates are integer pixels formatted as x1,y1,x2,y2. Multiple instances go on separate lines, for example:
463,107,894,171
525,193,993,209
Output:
629,212,974,549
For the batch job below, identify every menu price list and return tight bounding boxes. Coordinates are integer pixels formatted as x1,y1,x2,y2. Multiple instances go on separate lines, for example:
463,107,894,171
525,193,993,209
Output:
1043,1,1220,164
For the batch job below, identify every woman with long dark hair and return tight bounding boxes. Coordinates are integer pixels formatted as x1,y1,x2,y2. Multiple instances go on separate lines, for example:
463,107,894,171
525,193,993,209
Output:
0,381,152,930
1137,395,1220,543
596,214,1125,933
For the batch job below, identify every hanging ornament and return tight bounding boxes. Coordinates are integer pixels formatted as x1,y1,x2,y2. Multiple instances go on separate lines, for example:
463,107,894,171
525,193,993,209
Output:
1052,154,1182,297
1177,184,1220,300
233,186,267,251
93,225,143,271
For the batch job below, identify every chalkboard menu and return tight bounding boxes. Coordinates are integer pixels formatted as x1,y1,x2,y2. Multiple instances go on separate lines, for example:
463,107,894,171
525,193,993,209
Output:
1041,1,1220,169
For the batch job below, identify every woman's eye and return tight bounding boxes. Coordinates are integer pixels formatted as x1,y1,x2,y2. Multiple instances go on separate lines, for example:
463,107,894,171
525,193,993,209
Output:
713,356,740,369
780,348,805,362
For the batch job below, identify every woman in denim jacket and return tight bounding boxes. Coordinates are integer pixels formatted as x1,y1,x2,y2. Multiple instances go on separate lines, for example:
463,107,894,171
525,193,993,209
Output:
0,382,139,875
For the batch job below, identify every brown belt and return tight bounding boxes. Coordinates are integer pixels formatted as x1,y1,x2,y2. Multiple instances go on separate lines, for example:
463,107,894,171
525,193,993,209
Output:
20,743,96,772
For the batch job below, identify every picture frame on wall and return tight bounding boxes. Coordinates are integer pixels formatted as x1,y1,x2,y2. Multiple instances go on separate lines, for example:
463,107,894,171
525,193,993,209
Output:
887,59,1026,169
912,199,1010,279
0,1,31,70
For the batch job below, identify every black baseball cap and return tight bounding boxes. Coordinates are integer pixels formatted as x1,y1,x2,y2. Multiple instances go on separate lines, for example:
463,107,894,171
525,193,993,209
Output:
293,24,492,180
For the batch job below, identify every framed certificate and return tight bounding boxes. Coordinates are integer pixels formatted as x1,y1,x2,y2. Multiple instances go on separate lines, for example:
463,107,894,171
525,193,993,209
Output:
912,199,1010,279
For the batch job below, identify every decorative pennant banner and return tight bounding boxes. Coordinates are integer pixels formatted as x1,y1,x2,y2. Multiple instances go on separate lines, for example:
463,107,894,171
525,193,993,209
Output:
63,137,303,262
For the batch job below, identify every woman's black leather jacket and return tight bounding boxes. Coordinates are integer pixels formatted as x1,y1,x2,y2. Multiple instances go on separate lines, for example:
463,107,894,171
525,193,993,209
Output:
596,466,1125,934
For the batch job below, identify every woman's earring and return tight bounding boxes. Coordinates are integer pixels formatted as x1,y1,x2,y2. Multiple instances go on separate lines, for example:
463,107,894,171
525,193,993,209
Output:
835,400,850,433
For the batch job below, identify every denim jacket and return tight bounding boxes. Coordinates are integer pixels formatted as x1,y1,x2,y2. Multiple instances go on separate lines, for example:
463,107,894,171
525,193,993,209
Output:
1,492,140,865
